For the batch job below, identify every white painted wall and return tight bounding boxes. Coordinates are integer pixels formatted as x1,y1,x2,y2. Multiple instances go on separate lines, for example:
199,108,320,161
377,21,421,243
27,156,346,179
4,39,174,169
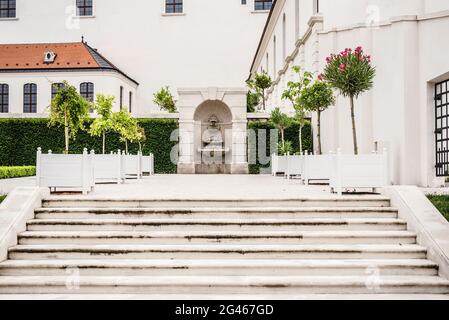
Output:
0,0,269,114
0,71,137,116
250,0,449,187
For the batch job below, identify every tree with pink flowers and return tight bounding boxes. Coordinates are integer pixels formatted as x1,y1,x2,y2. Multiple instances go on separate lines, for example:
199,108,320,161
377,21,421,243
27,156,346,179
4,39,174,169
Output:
323,46,375,154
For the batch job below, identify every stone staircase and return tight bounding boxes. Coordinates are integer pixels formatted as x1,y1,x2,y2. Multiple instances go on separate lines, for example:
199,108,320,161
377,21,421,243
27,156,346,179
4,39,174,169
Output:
0,196,448,298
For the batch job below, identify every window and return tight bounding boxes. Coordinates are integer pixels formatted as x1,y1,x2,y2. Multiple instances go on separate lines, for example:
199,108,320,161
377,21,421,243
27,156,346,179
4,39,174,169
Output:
273,36,277,77
313,0,319,14
23,84,37,113
129,91,132,113
295,0,300,39
255,0,272,11
120,86,124,109
0,0,16,18
166,0,183,14
0,84,8,113
266,53,269,75
241,0,247,4
51,83,65,100
80,82,94,102
76,0,93,16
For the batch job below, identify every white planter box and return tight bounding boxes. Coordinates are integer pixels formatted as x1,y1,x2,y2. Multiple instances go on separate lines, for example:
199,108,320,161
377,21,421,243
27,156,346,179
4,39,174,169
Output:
142,154,155,175
271,154,288,176
92,152,124,184
36,148,94,195
286,155,304,179
330,149,390,195
124,152,143,179
302,154,333,184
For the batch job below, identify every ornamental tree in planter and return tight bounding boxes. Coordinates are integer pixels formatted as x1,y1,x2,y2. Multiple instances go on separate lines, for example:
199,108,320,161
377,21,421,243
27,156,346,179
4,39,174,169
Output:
49,81,90,154
282,66,312,154
299,79,335,155
111,109,145,154
271,107,293,153
247,72,273,111
323,46,376,154
89,94,115,154
153,86,177,113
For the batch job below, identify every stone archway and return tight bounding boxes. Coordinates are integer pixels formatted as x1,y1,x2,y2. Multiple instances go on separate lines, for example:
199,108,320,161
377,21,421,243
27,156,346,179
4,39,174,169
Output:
177,87,248,174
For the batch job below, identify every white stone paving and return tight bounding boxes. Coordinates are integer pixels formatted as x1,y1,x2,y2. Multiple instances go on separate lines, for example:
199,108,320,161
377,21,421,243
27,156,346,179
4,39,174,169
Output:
0,177,36,195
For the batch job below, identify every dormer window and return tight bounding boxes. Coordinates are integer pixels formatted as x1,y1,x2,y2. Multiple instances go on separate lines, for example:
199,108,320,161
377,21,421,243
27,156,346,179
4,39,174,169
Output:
0,0,16,18
76,0,93,17
166,0,183,14
43,51,57,64
255,0,272,11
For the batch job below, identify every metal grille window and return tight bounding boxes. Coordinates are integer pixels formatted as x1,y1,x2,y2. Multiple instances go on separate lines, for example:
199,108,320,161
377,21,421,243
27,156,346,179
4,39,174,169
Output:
23,83,37,113
76,0,93,16
166,0,183,14
120,86,123,109
0,0,16,18
129,91,133,113
435,79,449,177
51,83,65,100
255,0,272,11
0,84,8,113
80,82,94,102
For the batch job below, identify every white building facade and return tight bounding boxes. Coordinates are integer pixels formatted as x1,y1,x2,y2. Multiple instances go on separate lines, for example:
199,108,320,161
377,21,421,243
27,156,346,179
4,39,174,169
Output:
0,0,271,116
249,0,449,187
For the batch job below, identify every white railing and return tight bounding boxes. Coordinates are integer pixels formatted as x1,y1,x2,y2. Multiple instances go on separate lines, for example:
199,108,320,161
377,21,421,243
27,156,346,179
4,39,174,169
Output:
302,152,334,185
36,148,94,195
142,153,155,176
92,151,125,184
330,149,390,195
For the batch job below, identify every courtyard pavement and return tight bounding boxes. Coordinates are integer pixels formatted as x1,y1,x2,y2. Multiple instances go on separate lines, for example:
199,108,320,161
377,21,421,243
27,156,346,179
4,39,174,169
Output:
51,175,352,200
0,176,36,195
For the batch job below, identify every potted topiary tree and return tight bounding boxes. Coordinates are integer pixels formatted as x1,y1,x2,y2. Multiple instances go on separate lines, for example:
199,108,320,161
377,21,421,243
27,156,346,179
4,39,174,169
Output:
49,81,90,154
247,71,273,111
89,94,115,154
282,66,313,154
300,79,335,155
271,107,293,154
323,46,376,154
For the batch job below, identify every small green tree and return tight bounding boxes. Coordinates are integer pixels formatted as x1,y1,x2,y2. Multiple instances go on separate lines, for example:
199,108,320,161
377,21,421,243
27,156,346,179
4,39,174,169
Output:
49,81,90,154
247,91,260,113
282,66,313,154
247,72,273,111
323,46,376,154
271,107,293,152
153,86,177,113
111,109,144,154
89,94,115,154
278,140,293,156
300,80,335,155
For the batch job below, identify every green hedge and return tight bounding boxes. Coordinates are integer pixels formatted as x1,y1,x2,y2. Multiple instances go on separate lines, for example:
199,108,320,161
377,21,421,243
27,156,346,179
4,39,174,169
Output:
248,121,313,174
0,195,6,203
0,166,36,179
0,118,179,174
427,195,449,222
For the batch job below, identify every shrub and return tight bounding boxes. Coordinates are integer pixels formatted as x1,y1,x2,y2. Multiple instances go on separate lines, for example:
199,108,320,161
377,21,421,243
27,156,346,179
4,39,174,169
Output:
0,166,36,179
153,87,177,113
0,118,178,174
427,195,449,222
0,195,6,203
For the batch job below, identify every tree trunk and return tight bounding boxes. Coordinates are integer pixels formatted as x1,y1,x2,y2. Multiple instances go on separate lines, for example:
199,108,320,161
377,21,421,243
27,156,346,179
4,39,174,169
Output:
317,110,322,155
125,140,128,154
280,129,285,154
262,89,266,111
350,95,359,155
64,110,69,154
102,133,106,154
299,125,303,154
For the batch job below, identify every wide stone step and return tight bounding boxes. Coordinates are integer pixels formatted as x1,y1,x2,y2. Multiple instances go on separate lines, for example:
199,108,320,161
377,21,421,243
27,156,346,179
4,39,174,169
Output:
17,231,417,245
41,196,391,209
8,244,427,260
26,218,407,232
0,259,438,277
34,207,399,220
0,275,448,295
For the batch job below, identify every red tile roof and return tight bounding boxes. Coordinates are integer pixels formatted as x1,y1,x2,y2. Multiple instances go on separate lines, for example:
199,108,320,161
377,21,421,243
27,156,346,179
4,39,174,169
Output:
0,42,138,85
0,42,99,69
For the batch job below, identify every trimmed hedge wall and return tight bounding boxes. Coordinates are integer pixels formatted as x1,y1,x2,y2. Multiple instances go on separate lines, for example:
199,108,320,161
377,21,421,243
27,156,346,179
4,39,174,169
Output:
0,118,178,174
0,195,6,203
248,121,313,174
0,166,36,180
